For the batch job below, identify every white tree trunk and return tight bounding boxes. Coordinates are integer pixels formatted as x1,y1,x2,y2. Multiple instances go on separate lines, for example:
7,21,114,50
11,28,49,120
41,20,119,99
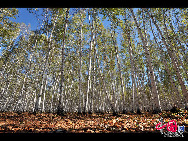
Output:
85,14,93,113
146,8,188,106
111,26,125,113
58,8,69,114
78,9,83,114
130,8,161,112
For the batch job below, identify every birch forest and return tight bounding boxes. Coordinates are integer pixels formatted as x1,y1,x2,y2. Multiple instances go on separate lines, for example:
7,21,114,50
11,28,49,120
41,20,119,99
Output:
0,8,187,133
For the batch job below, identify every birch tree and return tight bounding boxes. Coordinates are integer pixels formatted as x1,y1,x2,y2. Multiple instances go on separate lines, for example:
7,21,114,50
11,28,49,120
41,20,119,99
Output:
145,8,188,108
57,8,69,115
130,8,161,112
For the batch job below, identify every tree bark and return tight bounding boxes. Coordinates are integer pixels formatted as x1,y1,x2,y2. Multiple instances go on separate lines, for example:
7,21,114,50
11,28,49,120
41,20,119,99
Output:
78,8,83,114
130,8,161,112
34,11,57,113
58,8,69,115
84,12,94,114
124,10,139,112
162,10,188,81
145,8,188,107
149,19,181,107
111,24,125,113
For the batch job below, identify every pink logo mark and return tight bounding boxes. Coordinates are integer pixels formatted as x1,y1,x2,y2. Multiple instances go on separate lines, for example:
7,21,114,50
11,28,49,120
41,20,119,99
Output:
156,120,177,132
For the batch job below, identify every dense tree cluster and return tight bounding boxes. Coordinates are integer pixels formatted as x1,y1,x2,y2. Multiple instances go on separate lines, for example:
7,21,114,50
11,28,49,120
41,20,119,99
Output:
0,8,187,115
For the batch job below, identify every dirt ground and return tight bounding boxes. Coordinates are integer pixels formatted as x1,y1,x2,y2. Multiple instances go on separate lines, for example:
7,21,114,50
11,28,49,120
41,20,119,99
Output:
0,110,187,133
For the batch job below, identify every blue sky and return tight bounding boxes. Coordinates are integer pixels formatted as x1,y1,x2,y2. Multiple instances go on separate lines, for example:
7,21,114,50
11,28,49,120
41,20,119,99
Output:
0,8,117,55
0,8,40,55
14,8,39,31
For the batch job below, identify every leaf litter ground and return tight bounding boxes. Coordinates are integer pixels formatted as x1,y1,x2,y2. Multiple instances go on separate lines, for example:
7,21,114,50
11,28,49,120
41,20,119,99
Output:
0,110,187,133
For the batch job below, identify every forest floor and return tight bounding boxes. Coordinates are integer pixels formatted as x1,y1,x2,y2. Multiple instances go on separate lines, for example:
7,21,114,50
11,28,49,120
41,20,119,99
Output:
0,109,187,133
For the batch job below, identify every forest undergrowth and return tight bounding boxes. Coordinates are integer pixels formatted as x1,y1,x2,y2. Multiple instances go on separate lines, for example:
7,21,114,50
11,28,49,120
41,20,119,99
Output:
0,109,187,133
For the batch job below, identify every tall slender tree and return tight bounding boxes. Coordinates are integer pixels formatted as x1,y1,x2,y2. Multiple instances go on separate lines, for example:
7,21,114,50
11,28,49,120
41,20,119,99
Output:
57,8,69,115
145,8,188,108
130,8,161,112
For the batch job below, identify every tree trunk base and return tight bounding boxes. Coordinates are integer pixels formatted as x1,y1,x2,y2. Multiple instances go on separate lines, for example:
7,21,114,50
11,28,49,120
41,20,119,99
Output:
170,105,180,113
152,108,161,114
57,108,64,116
136,108,142,114
185,103,188,110
122,109,127,114
112,112,118,116
88,111,92,114
77,111,82,115
130,110,134,114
